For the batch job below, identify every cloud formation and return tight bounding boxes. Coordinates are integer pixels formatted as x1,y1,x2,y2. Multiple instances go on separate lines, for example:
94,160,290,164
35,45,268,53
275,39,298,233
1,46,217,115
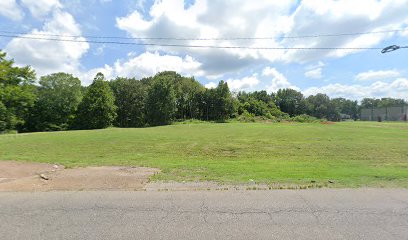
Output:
281,0,408,62
355,69,401,81
262,67,298,93
116,0,294,76
1,0,408,102
305,68,323,79
21,0,61,19
5,10,89,77
116,0,408,76
304,78,408,100
225,75,260,92
0,0,24,21
81,51,204,85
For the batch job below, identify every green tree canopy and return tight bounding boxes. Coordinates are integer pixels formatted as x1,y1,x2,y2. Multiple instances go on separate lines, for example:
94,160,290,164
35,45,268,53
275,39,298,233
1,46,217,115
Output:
213,80,234,121
109,77,147,128
237,91,284,118
152,71,205,120
332,98,359,120
145,74,177,126
273,88,306,116
74,73,117,129
361,97,406,108
0,50,36,132
27,72,82,131
306,93,339,121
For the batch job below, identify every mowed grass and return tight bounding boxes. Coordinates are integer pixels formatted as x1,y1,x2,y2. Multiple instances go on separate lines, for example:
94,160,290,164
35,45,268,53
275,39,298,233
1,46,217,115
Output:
1,122,407,187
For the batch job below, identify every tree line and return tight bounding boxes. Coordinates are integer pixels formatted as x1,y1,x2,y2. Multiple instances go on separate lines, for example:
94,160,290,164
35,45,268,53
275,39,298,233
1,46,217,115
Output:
1,50,406,133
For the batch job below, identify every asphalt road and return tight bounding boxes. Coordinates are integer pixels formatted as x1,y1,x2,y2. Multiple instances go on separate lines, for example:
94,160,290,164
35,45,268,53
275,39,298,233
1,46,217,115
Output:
0,189,407,240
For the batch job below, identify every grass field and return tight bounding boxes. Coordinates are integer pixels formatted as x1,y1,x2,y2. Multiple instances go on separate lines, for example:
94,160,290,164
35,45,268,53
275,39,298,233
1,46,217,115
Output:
1,122,407,187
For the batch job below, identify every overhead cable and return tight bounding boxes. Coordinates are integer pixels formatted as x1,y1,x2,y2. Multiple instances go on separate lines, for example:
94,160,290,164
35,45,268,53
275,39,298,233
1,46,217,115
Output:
0,28,406,41
0,34,384,50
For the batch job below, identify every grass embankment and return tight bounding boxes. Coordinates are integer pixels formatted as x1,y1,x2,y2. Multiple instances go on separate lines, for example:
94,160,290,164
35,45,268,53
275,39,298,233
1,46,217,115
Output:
1,122,407,187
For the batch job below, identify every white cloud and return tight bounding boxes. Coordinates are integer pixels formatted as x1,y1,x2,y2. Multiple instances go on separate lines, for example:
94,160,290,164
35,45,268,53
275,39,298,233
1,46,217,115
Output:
262,67,298,93
115,0,408,75
305,68,323,79
304,61,324,79
205,82,217,89
225,75,260,92
21,0,61,19
355,69,401,81
0,0,24,21
116,11,151,31
304,78,408,100
5,10,89,78
114,51,204,79
116,0,294,75
93,45,106,56
81,51,205,85
305,61,325,70
78,65,114,85
281,0,408,63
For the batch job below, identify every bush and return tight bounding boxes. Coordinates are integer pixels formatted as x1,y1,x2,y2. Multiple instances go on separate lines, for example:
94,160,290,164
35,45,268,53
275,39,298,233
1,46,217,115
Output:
238,110,255,122
0,129,18,135
290,114,322,123
270,113,290,122
172,119,209,125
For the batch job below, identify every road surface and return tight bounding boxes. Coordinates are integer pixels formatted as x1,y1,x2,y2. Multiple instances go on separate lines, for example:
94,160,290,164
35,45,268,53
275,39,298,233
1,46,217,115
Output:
0,189,407,239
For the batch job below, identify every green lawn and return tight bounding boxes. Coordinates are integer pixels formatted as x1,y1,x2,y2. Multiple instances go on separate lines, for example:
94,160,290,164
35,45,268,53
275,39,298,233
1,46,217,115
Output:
1,122,407,187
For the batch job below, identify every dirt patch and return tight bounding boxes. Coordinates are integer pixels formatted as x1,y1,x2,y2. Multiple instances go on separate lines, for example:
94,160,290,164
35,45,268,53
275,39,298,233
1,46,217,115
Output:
0,161,62,180
320,121,335,125
0,161,160,191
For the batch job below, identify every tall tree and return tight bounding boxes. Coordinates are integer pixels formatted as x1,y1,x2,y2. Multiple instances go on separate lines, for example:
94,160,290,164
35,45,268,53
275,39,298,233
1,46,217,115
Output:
175,77,205,120
213,80,234,121
377,98,406,108
237,91,284,118
27,73,82,131
153,71,205,120
360,98,407,109
332,98,359,120
74,73,117,129
145,74,176,126
273,88,306,116
360,98,381,108
306,93,339,121
0,50,36,132
0,102,7,131
109,77,147,128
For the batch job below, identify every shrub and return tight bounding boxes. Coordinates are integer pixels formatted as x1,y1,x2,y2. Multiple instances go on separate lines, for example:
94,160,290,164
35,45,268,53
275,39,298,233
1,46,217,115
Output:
238,110,255,122
290,114,322,123
172,119,209,125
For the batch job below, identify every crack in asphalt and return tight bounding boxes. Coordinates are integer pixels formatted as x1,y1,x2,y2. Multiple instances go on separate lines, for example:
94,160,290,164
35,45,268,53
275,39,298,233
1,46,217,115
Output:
295,191,321,224
148,195,175,240
1,206,406,220
1,191,408,240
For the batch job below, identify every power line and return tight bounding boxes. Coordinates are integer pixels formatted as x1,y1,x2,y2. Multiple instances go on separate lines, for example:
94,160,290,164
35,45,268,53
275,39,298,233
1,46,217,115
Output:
0,34,384,50
0,28,407,41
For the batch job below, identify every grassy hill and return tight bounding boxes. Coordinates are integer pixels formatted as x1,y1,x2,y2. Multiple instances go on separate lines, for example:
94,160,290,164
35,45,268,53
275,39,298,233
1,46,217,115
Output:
1,122,407,187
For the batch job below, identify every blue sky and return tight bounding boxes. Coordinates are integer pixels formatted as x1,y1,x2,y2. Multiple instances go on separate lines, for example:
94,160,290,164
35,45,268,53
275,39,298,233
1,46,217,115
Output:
0,0,408,100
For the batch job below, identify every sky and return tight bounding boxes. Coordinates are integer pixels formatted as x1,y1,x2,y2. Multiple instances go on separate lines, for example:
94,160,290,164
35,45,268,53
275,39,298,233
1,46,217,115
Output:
0,0,408,100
